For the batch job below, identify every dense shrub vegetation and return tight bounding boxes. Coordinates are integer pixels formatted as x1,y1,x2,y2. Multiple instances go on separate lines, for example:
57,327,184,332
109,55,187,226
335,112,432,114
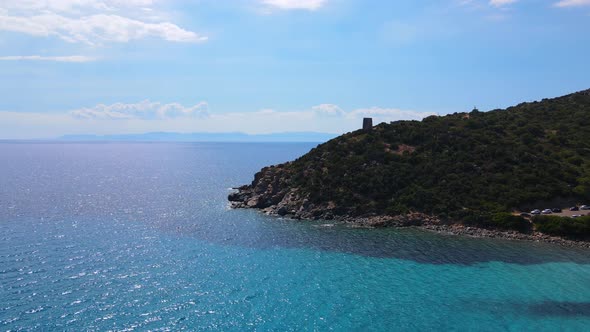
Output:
533,215,590,239
281,89,590,232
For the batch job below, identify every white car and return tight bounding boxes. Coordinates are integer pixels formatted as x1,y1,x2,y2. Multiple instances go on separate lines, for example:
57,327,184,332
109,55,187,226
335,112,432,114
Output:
541,209,553,214
530,209,541,215
581,205,590,210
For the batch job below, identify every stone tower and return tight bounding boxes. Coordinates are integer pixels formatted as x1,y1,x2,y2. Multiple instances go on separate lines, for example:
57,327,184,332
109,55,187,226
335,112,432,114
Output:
362,117,373,131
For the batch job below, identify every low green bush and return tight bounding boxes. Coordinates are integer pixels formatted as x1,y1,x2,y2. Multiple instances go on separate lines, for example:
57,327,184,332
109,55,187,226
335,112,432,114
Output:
491,213,531,232
455,211,530,233
533,215,590,239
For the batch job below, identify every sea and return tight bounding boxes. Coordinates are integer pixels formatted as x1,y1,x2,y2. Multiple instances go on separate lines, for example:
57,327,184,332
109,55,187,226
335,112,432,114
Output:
1,142,590,331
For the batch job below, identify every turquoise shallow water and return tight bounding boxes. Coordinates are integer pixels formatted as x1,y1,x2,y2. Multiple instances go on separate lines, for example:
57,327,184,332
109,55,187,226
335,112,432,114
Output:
1,142,590,331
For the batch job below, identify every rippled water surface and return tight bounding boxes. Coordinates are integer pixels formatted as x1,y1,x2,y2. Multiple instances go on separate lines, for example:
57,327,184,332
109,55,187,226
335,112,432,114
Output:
1,142,590,331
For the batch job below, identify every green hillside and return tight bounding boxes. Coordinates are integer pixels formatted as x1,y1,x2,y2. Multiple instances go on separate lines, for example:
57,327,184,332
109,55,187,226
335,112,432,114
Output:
232,89,590,238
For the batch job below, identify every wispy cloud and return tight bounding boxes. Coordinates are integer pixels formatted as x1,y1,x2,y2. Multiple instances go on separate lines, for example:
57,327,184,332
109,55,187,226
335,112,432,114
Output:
458,0,518,9
0,55,97,62
312,104,345,117
457,0,518,20
260,0,327,11
0,102,435,139
554,0,590,7
489,0,518,7
312,104,431,122
348,107,435,121
0,1,206,45
0,13,206,45
0,0,158,13
70,101,210,120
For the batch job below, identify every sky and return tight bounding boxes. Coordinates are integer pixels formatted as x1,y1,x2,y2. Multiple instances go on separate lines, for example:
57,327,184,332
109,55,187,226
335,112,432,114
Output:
0,0,589,139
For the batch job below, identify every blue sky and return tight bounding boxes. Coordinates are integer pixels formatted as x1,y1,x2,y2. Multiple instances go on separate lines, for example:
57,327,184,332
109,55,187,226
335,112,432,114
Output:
0,0,589,138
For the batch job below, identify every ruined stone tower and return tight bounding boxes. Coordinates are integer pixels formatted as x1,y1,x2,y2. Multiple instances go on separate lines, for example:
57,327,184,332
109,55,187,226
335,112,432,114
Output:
362,117,373,131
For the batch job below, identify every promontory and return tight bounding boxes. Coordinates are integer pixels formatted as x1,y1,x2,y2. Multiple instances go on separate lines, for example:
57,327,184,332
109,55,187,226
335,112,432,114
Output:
230,89,590,244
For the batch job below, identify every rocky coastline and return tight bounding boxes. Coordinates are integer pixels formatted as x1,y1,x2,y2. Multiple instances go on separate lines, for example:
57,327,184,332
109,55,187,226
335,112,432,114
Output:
229,164,590,249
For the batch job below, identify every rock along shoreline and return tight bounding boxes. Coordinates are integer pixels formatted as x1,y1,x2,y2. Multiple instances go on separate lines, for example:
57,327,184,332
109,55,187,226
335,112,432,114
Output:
228,170,590,249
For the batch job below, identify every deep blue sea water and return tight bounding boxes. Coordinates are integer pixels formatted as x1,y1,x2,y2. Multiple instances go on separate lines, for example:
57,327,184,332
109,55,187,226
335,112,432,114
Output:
1,142,590,331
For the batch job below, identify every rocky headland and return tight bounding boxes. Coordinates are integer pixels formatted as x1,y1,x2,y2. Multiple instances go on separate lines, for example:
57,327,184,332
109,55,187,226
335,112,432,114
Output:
229,89,590,247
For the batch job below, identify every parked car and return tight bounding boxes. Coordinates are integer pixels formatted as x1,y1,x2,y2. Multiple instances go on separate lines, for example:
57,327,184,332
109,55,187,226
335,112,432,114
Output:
570,206,579,211
572,215,581,218
531,209,541,215
552,208,562,213
581,205,590,210
541,209,553,214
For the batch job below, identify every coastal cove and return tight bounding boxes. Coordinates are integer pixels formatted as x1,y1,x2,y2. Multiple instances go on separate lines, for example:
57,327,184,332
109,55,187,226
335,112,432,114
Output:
2,141,590,330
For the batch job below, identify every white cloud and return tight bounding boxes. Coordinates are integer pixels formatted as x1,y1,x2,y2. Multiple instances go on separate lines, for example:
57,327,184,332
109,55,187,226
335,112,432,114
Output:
0,13,206,44
0,102,436,139
260,0,327,11
0,1,206,44
348,107,435,121
0,55,96,62
70,101,209,120
312,104,345,117
554,0,590,7
311,104,432,122
0,0,157,14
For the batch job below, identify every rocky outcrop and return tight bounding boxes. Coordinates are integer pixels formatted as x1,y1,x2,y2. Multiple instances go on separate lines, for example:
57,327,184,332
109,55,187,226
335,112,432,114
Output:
229,163,443,226
228,163,303,213
230,163,320,218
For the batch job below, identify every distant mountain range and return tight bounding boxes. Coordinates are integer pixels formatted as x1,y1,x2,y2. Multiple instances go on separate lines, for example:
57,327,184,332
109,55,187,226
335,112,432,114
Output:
59,132,338,143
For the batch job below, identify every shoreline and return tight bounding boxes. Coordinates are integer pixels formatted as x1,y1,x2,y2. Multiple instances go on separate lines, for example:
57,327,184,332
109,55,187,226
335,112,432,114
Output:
417,224,590,249
228,167,590,249
230,202,590,249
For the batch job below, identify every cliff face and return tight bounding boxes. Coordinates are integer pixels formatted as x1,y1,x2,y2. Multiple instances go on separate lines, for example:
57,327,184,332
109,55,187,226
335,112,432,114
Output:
229,89,590,235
